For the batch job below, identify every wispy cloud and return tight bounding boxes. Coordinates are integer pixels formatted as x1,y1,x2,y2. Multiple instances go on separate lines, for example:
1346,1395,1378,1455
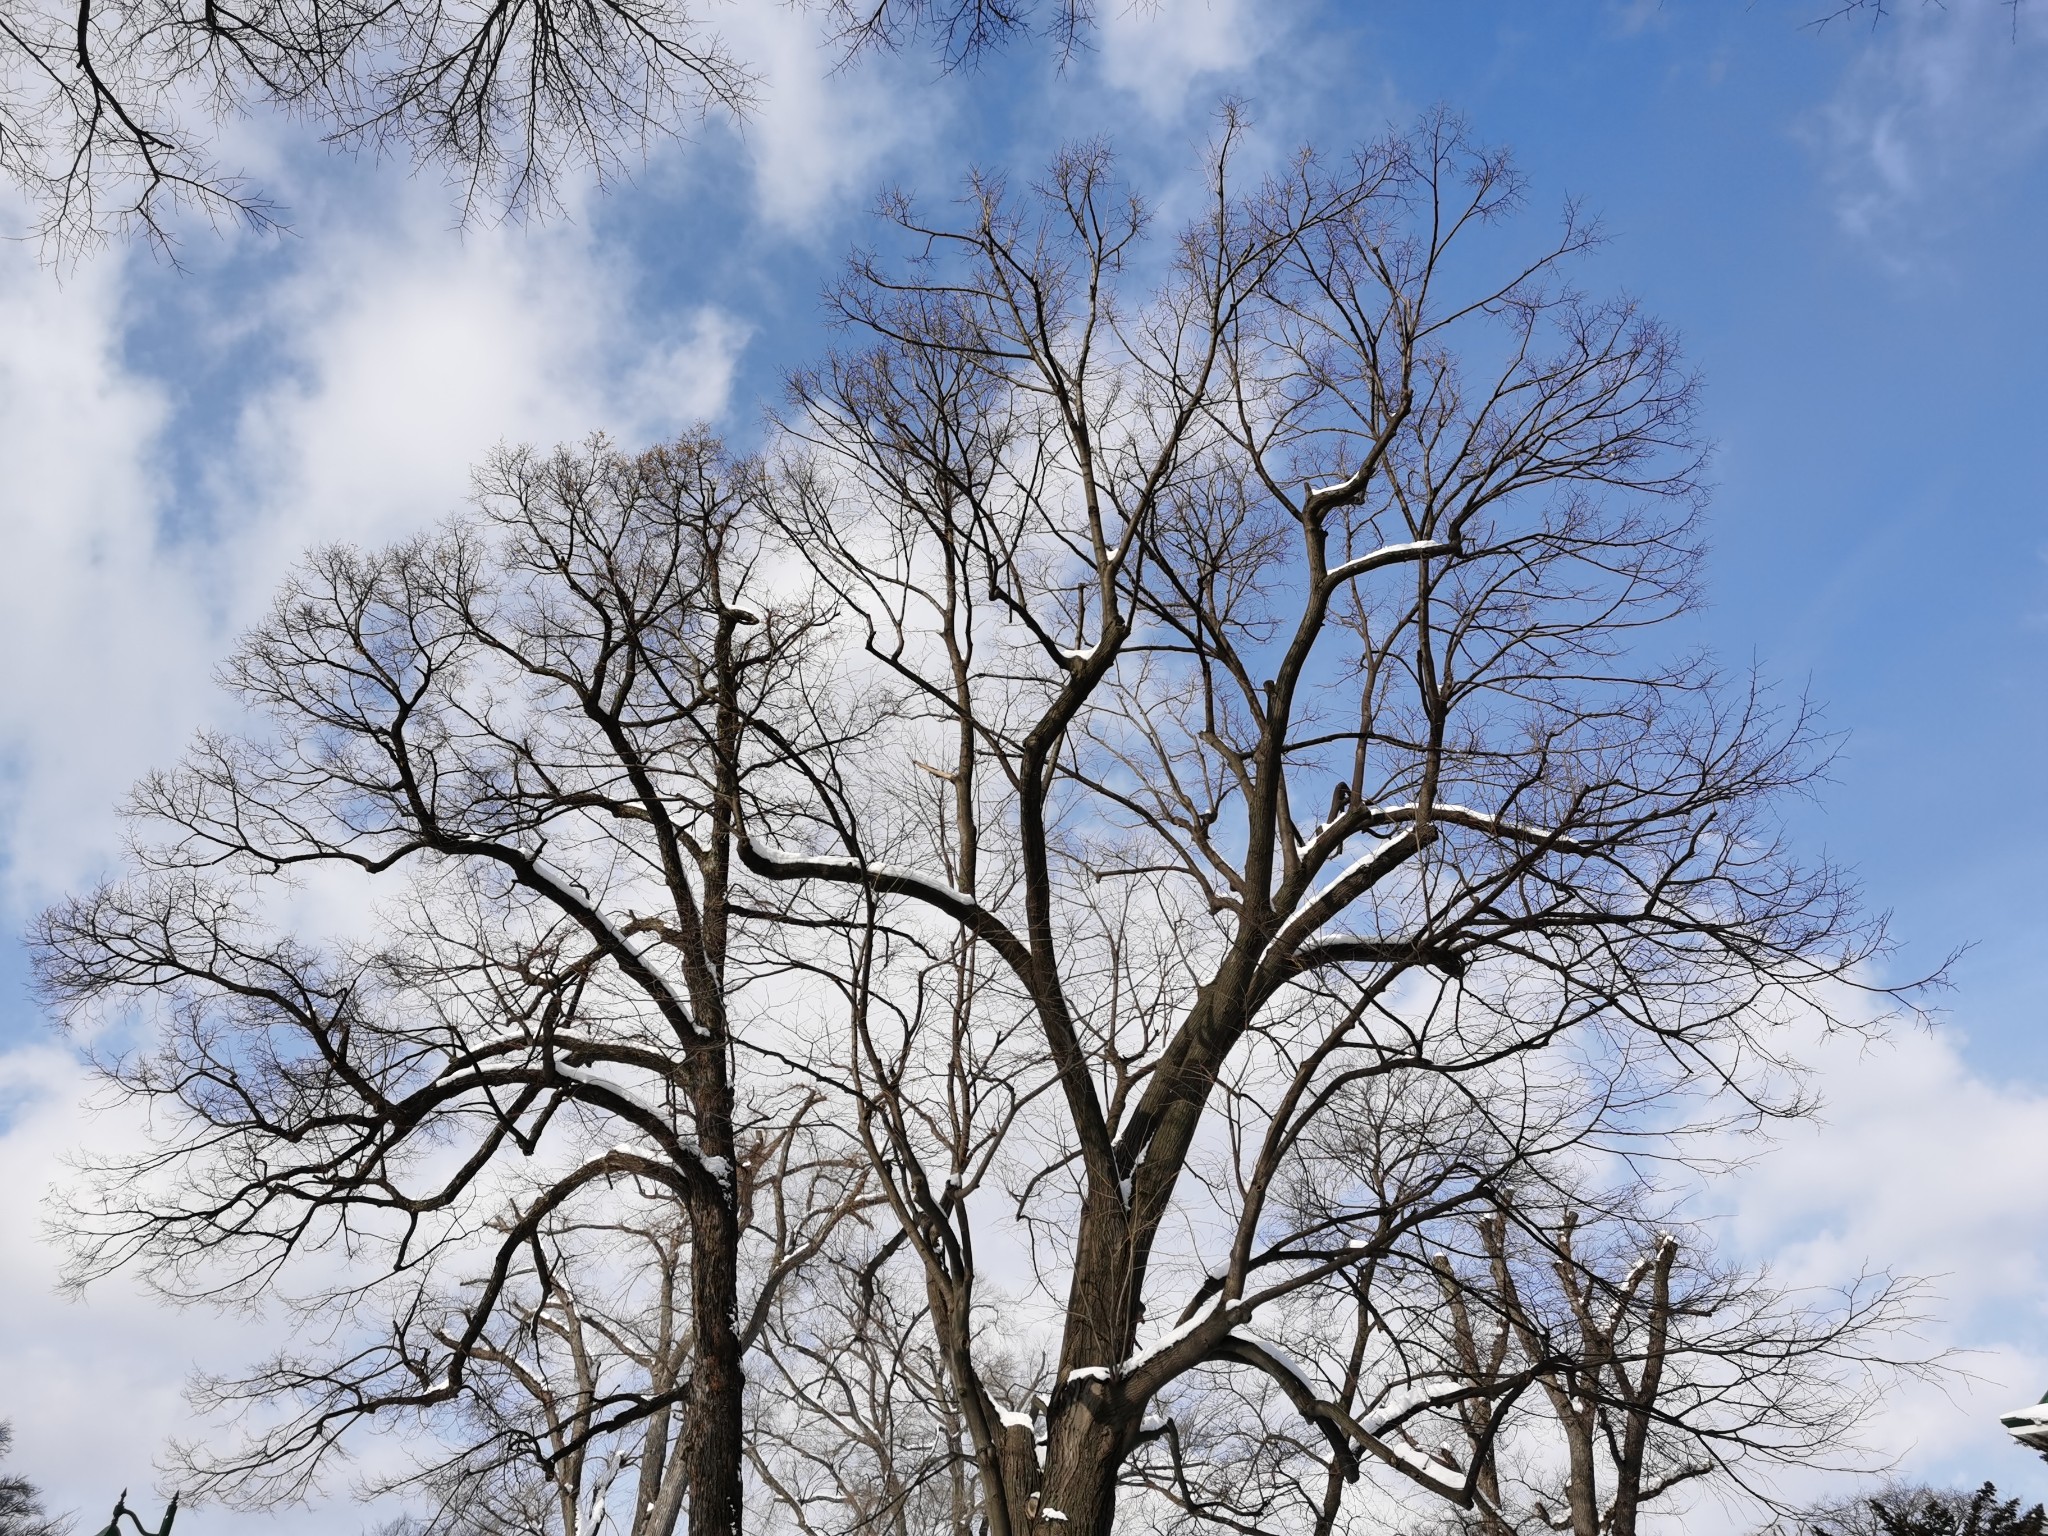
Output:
1096,0,1266,121
1810,3,2048,259
0,246,197,906
709,7,961,235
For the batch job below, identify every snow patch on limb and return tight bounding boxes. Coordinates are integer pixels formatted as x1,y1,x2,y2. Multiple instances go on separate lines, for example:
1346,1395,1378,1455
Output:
604,1141,734,1184
1275,798,1597,957
1381,800,1594,854
1266,833,1407,955
861,860,978,909
524,857,699,1018
1323,537,1460,585
549,1059,668,1124
551,1067,734,1186
1306,829,1399,876
1358,1384,1444,1431
1378,1438,1466,1501
1227,1326,1320,1397
1064,1365,1112,1384
743,838,978,911
1120,1292,1224,1376
995,1407,1036,1431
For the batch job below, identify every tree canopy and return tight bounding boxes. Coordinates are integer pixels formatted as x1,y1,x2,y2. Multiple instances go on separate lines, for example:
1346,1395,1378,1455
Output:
0,0,1084,254
32,116,1938,1536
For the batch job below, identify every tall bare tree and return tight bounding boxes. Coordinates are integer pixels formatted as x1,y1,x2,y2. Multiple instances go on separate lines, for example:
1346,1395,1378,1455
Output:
735,109,1919,1536
33,432,866,1536
32,115,1930,1536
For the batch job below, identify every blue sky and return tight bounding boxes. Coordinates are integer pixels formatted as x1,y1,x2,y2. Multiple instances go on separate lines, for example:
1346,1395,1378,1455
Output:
1,1,2045,1526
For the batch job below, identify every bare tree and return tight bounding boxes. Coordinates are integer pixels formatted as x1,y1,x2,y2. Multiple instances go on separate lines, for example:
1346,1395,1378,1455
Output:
0,0,757,255
32,432,866,1536
31,112,1932,1536
374,1201,703,1536
735,108,1922,1536
1409,1204,1922,1536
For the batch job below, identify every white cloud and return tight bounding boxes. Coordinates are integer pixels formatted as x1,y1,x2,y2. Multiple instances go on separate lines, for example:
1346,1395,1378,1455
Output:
211,189,746,592
0,1046,398,1531
0,183,747,919
0,246,208,906
1097,0,1264,121
711,7,957,235
1707,1016,2048,1505
1811,3,2048,257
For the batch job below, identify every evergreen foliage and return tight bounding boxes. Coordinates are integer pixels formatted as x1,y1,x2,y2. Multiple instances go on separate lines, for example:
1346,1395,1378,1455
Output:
1812,1482,2048,1536
0,1424,64,1536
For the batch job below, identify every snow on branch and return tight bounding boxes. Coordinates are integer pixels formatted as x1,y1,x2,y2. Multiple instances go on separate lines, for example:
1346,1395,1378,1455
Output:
1322,538,1460,588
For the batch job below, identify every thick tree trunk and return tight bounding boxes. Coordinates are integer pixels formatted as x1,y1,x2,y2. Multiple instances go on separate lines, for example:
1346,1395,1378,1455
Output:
1035,1450,1119,1532
1032,1398,1126,1536
684,1183,744,1536
684,603,748,1536
988,1417,1041,1536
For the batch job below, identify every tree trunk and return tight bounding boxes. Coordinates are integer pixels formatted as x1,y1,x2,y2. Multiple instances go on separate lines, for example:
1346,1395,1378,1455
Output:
684,1181,744,1536
683,993,742,1536
1030,1396,1125,1536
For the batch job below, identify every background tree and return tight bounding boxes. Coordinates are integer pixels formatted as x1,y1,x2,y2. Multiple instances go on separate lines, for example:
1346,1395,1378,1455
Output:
33,432,867,1536
743,109,1926,1536
747,1231,1016,1536
1408,1203,1918,1536
0,1424,65,1536
1807,1483,2048,1536
371,1198,705,1536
